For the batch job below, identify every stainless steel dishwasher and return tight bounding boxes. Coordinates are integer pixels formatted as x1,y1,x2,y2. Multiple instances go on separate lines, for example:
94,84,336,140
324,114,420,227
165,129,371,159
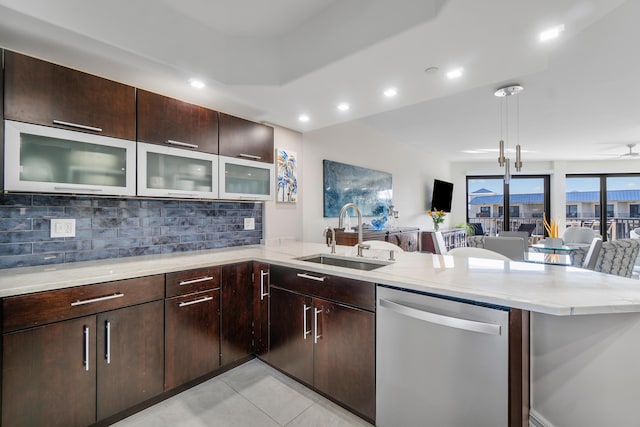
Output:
376,285,509,427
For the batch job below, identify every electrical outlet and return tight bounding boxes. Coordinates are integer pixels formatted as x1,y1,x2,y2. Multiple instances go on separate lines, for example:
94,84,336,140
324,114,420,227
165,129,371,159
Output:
51,218,76,238
244,218,255,230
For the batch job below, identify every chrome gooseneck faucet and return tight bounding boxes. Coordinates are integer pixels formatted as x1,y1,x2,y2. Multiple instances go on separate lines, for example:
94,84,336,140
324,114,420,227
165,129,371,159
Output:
338,203,369,257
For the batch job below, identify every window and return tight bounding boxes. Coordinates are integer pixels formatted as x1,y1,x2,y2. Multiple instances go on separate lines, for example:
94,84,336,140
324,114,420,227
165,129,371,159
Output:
467,175,550,236
566,205,577,218
631,205,640,218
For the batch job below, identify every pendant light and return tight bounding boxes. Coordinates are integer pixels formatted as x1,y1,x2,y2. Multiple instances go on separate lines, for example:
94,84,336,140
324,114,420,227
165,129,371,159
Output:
495,84,524,181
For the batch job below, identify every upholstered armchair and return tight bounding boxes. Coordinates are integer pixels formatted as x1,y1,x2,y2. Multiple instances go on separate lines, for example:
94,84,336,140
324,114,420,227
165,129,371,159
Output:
467,236,485,248
593,239,640,278
562,227,597,244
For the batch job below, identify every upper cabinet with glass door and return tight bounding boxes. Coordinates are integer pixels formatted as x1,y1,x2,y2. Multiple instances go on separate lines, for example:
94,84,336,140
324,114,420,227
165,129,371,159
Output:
137,90,219,154
4,51,136,140
4,120,136,196
138,142,218,199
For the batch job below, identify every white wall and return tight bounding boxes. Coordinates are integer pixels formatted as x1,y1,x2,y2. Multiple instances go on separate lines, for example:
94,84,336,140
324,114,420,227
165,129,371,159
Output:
450,159,640,233
263,125,304,243
302,121,450,243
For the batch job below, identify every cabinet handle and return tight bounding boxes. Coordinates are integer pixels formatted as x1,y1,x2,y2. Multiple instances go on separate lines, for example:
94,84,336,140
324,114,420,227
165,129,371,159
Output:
83,325,90,371
53,119,103,132
239,153,261,160
179,296,214,307
314,307,322,344
296,273,326,282
179,276,214,286
167,192,198,197
54,186,104,192
303,304,312,339
105,320,111,364
260,270,269,300
71,293,124,307
167,139,199,149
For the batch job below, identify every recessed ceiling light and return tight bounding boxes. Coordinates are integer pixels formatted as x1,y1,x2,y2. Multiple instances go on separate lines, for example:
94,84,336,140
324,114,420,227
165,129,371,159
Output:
383,87,398,97
298,114,310,123
337,103,350,111
446,68,464,79
539,24,565,42
189,78,205,89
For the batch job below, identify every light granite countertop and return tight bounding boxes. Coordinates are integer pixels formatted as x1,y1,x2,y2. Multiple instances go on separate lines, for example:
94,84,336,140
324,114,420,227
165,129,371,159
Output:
1,241,640,316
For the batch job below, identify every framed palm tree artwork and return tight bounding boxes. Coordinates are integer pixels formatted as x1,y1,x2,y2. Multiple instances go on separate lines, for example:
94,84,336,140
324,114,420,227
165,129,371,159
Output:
276,148,298,203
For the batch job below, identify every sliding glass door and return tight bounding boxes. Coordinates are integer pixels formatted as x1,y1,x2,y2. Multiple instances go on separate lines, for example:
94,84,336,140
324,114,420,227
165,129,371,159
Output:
568,175,640,240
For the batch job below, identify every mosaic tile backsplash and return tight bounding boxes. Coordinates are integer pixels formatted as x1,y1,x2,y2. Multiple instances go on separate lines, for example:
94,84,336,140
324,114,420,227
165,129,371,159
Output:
0,194,263,269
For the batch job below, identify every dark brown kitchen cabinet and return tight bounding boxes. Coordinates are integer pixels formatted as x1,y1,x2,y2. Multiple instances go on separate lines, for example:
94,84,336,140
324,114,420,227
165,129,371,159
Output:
268,265,376,422
137,89,219,154
253,262,270,357
312,298,375,421
269,287,313,385
1,275,164,426
96,300,164,420
3,50,136,140
165,267,221,390
218,112,274,163
2,315,97,427
221,262,254,366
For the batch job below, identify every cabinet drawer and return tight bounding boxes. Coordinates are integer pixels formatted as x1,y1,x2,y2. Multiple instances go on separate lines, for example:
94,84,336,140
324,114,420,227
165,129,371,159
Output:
270,265,375,311
2,275,164,332
166,267,220,298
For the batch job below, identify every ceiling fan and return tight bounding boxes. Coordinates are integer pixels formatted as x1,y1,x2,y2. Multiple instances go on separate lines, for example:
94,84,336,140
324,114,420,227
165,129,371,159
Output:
619,143,640,158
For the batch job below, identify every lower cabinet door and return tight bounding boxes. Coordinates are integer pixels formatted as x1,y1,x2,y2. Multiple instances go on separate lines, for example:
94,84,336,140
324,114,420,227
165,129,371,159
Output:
313,298,376,421
2,315,97,427
164,289,221,390
96,300,164,421
253,262,269,357
268,287,314,385
221,262,253,366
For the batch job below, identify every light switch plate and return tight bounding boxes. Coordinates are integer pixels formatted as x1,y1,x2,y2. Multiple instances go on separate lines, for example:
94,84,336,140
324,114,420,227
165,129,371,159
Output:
51,218,76,238
244,218,255,230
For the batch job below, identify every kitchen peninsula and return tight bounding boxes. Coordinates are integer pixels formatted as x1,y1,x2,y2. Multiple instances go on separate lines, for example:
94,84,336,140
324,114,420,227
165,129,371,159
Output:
1,242,638,426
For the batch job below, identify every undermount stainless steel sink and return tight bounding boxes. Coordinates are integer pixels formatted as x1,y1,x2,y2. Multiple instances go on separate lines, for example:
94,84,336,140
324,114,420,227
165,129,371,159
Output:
297,254,391,271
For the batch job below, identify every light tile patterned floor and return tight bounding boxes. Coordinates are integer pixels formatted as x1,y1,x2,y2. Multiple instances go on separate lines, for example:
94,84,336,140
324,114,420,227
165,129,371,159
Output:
113,359,373,427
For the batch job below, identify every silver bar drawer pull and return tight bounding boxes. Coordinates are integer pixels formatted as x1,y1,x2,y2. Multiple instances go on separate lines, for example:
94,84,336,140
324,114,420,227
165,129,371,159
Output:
303,304,312,339
239,153,261,160
260,270,269,300
105,320,111,364
296,273,326,282
379,299,502,336
83,326,90,371
54,186,104,192
71,293,124,307
179,276,214,286
167,139,199,149
53,119,103,132
314,308,322,344
179,296,213,307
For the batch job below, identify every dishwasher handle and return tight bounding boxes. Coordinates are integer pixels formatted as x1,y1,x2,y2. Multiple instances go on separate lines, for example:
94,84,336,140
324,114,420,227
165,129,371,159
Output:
379,298,502,336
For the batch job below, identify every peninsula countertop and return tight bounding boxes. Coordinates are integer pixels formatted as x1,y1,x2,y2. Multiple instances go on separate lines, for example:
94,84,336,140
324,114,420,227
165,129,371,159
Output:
1,241,640,316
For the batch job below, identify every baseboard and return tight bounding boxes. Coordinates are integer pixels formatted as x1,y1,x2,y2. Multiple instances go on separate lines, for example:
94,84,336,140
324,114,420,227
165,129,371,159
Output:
529,409,556,427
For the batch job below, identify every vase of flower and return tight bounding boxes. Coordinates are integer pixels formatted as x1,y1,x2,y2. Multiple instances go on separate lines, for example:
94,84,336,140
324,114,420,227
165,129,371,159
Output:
428,209,446,232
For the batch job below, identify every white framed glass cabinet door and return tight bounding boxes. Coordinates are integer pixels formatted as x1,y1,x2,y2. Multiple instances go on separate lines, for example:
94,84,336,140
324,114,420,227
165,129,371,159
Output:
4,120,136,195
218,156,274,200
137,142,218,198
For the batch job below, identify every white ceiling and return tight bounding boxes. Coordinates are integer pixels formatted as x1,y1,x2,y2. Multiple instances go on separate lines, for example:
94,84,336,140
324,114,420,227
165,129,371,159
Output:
0,0,638,163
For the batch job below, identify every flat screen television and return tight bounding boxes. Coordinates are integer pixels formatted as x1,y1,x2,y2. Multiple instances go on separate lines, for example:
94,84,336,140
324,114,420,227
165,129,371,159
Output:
431,179,454,212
